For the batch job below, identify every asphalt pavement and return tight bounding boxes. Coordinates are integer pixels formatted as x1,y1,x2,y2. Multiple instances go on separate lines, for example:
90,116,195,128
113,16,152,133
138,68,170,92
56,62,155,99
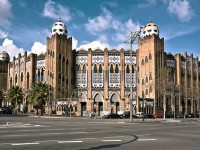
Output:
0,116,200,150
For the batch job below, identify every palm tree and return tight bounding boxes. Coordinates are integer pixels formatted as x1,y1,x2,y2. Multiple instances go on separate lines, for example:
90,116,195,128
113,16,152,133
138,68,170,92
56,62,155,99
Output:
7,86,23,114
27,82,49,116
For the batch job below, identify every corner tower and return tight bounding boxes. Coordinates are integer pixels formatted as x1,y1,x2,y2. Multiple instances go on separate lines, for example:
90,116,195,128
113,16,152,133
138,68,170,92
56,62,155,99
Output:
0,51,10,91
45,18,73,109
137,20,164,114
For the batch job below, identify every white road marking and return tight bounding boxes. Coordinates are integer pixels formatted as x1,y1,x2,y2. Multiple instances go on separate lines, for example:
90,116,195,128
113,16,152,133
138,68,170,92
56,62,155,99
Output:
36,140,59,143
73,138,96,140
137,134,151,136
102,140,122,142
11,142,39,146
105,136,125,138
138,139,157,141
39,133,61,135
58,141,83,143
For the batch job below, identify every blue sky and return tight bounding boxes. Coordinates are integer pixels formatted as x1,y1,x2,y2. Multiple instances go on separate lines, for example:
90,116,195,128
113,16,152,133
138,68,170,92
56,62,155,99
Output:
0,0,200,59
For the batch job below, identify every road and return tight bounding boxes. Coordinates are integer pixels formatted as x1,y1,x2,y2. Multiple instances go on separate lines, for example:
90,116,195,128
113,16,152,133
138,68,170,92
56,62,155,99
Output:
0,116,200,150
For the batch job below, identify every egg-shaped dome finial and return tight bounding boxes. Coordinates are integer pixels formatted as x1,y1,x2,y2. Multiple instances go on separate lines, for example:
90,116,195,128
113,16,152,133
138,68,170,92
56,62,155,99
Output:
0,51,10,63
51,18,67,36
143,19,159,38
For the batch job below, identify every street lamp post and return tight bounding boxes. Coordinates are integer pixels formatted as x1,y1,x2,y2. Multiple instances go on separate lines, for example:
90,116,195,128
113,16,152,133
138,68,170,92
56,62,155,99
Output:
142,91,145,121
48,86,51,117
124,27,143,122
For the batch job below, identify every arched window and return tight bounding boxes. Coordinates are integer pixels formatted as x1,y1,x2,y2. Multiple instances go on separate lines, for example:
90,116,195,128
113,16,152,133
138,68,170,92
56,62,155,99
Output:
149,74,152,80
10,77,12,86
145,77,148,83
58,73,61,84
83,64,86,73
66,60,68,74
62,76,65,86
94,64,97,73
21,72,23,82
62,57,65,73
66,78,68,85
110,64,114,73
41,68,44,81
146,89,148,95
99,64,102,73
15,74,17,84
141,59,144,65
149,86,152,93
145,56,148,62
149,53,152,60
126,65,130,73
38,69,40,82
115,64,119,73
27,72,30,89
142,79,144,85
132,65,134,73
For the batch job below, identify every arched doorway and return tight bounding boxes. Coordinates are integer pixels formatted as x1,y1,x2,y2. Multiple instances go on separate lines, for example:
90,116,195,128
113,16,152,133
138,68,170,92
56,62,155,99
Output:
187,100,191,114
79,94,87,116
110,94,119,114
93,93,103,116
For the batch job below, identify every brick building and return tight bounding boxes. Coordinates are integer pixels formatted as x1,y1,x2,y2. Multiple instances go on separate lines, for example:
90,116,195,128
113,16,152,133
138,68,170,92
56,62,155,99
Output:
1,19,199,116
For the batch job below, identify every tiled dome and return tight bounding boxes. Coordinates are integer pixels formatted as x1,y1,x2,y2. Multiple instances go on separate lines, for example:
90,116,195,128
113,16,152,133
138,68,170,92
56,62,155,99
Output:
143,20,159,37
0,51,10,62
51,18,67,36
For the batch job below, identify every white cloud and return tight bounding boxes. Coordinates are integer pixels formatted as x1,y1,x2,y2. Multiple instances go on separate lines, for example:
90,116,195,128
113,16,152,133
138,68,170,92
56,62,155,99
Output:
0,29,8,38
72,36,78,50
167,0,194,22
0,38,24,60
162,26,198,41
85,7,141,48
0,0,12,26
43,0,71,22
30,42,46,55
85,8,112,34
138,0,157,8
77,40,110,50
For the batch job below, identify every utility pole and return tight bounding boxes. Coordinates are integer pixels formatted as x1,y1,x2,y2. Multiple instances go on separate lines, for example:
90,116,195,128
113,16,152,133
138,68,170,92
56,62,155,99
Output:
142,91,145,121
124,27,143,122
163,94,166,119
174,69,176,119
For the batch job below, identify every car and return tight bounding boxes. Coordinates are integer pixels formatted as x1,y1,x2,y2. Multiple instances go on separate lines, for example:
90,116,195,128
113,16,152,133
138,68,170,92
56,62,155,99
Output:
0,107,12,114
153,113,163,119
145,114,153,119
102,113,122,119
165,113,173,118
135,112,144,118
122,111,130,118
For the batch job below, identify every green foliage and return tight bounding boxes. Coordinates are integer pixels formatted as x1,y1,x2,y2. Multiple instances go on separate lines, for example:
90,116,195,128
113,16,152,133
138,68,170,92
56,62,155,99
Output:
27,82,49,115
7,86,23,107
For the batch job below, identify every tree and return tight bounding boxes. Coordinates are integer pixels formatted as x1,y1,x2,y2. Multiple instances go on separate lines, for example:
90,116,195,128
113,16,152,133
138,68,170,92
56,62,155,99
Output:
7,86,23,113
27,82,49,115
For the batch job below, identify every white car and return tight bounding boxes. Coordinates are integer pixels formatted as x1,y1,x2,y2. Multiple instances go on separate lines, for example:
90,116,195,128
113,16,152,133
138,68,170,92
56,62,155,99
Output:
135,112,144,118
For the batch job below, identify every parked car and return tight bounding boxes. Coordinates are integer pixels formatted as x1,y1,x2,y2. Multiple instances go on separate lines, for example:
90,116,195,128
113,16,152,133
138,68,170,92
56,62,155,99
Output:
145,114,153,119
135,112,144,118
122,111,131,118
153,113,163,119
102,113,122,119
165,113,174,118
0,107,12,114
